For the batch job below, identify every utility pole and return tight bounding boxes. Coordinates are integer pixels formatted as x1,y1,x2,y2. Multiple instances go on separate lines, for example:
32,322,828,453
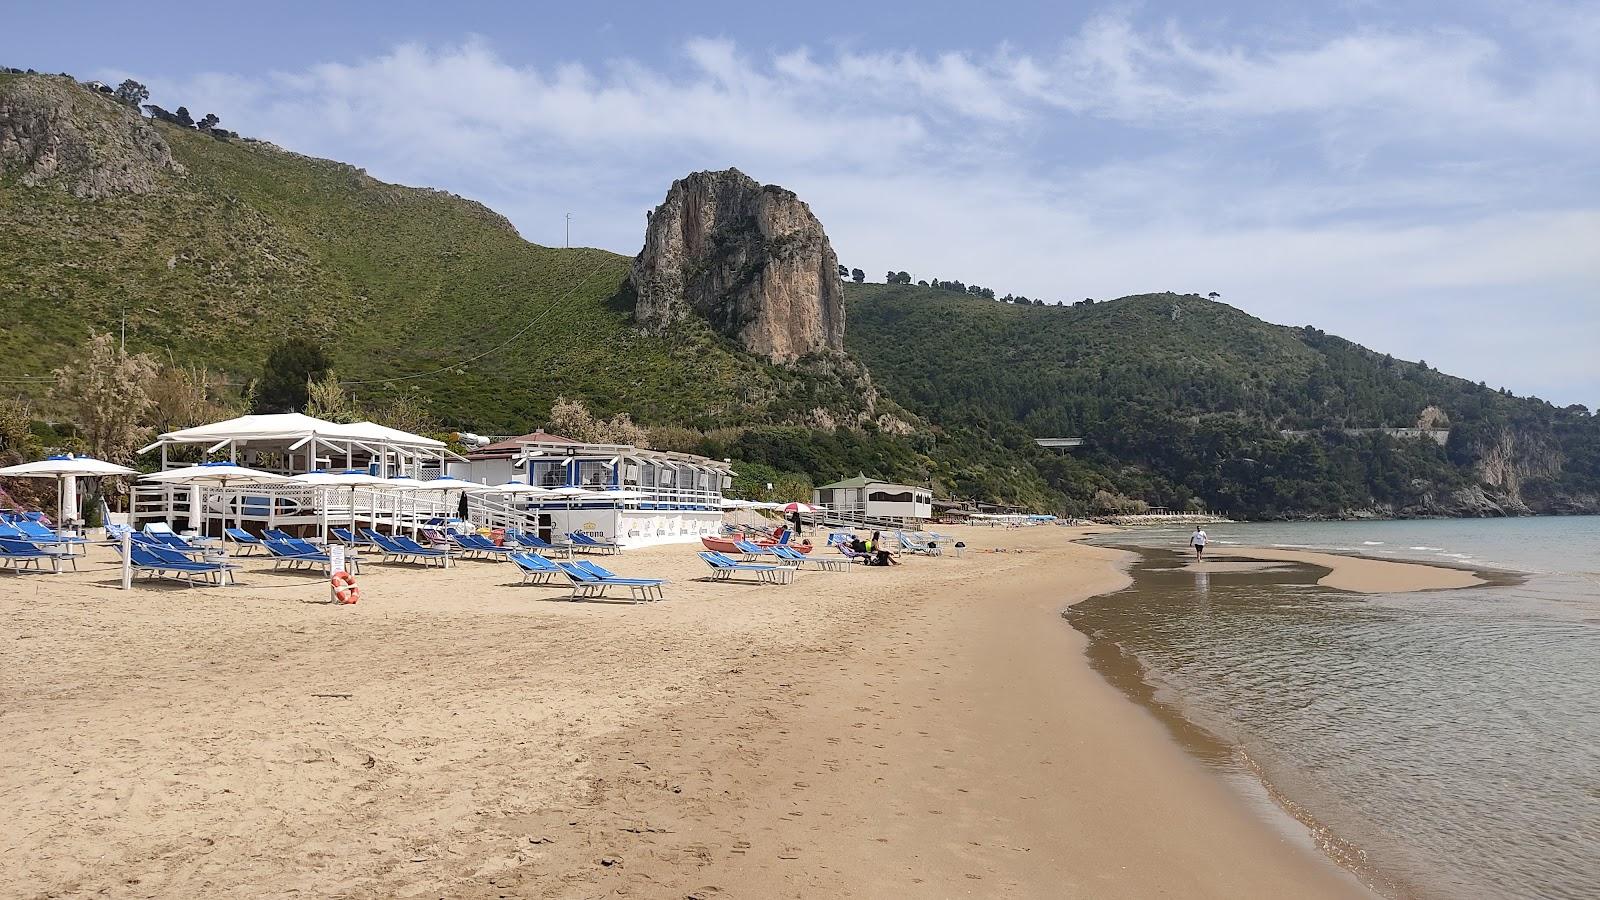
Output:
565,213,572,248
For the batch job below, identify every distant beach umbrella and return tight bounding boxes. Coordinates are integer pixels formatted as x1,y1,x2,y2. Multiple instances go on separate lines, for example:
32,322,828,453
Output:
142,462,292,538
0,454,138,538
492,481,552,496
418,477,493,492
777,502,817,514
291,469,389,538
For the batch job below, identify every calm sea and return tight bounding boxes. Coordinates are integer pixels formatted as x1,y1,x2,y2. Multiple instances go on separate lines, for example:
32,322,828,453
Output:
1071,517,1600,900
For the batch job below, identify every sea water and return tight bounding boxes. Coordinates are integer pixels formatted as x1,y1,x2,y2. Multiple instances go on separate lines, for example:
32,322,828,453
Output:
1070,517,1600,900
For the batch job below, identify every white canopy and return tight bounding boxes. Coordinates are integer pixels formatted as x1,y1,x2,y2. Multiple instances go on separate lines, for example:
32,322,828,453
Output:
291,470,389,487
490,482,551,496
421,477,491,491
143,413,445,451
140,463,292,486
0,455,138,478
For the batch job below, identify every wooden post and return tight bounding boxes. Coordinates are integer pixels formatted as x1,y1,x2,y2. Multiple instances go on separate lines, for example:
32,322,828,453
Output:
120,528,132,590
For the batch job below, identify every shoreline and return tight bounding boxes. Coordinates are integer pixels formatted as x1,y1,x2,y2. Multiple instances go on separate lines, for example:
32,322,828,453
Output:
4,527,1370,898
1199,546,1486,592
1065,537,1511,900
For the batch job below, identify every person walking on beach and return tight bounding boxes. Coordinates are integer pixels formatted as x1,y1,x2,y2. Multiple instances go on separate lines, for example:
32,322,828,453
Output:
1190,526,1208,560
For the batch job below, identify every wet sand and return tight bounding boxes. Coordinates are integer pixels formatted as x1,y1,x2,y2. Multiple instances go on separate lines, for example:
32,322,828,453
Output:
2,526,1372,898
1199,547,1485,593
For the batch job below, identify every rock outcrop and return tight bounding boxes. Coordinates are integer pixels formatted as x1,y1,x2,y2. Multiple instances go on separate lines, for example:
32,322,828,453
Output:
631,169,845,363
0,75,180,198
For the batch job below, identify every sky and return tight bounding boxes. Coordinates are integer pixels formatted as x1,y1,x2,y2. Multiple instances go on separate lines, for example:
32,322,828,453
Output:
5,1,1597,406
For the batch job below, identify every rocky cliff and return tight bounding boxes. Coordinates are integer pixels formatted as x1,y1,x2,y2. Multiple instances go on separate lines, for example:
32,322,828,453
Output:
631,169,845,363
0,75,180,198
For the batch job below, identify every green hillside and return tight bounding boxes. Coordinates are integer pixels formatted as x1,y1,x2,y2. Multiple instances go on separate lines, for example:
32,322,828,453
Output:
5,74,1596,518
0,75,868,433
846,285,1600,516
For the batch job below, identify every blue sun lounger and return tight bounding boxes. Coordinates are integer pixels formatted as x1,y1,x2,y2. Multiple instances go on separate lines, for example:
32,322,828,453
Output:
11,519,89,549
264,539,356,575
331,527,377,547
697,550,795,585
0,537,76,573
733,539,780,562
509,552,563,585
554,560,666,602
450,532,517,560
771,544,849,571
566,532,620,555
122,543,234,586
573,560,667,601
361,528,451,567
505,529,573,558
895,531,941,556
224,527,264,555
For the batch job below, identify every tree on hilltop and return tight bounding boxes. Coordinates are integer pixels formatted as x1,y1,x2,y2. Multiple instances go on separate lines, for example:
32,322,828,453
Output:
255,337,331,413
174,106,194,127
113,79,149,108
197,112,220,131
850,268,864,284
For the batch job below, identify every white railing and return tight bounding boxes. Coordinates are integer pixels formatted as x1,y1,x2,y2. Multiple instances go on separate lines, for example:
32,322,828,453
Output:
131,484,453,535
809,503,920,530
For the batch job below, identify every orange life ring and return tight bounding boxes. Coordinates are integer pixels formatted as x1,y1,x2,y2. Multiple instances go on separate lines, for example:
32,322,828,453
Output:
331,570,360,604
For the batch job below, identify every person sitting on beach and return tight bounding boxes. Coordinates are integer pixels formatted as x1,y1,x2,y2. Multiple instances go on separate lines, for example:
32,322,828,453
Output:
1190,526,1208,559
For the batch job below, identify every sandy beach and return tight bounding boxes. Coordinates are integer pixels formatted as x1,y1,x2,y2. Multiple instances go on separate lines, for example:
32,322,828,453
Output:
0,525,1475,898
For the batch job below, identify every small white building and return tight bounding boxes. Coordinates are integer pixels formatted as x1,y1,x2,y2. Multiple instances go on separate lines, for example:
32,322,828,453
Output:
813,474,933,522
452,433,733,549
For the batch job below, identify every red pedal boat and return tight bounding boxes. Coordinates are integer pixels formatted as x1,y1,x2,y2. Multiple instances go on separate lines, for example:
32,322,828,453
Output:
701,535,812,554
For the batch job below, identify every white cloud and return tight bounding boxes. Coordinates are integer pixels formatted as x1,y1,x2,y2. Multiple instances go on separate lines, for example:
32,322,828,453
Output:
132,11,1599,404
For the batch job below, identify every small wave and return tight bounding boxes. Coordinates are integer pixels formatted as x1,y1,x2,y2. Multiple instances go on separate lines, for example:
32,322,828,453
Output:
1362,541,1385,546
1410,546,1444,551
1271,543,1314,549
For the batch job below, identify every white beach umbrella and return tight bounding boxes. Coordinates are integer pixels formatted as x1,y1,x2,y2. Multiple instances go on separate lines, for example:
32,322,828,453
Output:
383,477,435,535
292,469,388,539
420,477,493,491
542,485,595,531
0,454,137,538
777,502,817,514
492,481,551,496
141,462,292,541
719,497,752,510
409,476,495,530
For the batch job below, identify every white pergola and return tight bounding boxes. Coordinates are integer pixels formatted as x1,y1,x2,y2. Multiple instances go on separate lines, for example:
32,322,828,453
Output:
139,413,459,477
133,414,465,535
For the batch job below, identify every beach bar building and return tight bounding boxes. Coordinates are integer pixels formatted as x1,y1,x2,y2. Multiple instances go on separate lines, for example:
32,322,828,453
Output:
134,413,460,534
812,474,933,524
454,435,733,548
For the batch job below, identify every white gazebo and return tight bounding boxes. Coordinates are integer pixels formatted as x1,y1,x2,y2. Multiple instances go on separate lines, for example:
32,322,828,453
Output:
133,413,464,537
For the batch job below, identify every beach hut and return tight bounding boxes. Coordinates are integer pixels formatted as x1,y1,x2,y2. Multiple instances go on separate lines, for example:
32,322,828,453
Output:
812,474,933,524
